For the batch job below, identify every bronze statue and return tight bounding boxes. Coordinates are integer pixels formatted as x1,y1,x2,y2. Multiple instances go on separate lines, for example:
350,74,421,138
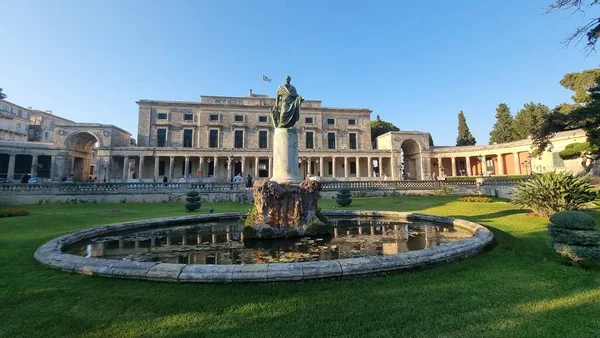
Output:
271,75,304,128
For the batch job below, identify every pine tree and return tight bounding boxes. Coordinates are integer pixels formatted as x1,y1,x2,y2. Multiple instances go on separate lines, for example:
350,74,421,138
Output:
513,102,550,140
489,103,517,144
456,111,476,146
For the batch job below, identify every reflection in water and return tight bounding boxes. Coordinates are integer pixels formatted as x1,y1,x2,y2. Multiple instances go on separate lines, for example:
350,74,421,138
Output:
66,218,472,265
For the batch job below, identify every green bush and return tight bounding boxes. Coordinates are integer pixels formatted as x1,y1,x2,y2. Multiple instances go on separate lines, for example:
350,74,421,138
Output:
445,176,478,181
185,191,201,212
552,243,600,263
511,171,598,217
244,205,259,226
336,188,352,207
559,142,598,160
549,211,597,230
260,227,276,239
548,225,600,245
0,208,30,218
457,195,493,203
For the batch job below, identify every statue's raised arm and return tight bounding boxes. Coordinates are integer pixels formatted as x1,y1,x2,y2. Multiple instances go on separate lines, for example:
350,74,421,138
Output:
271,75,304,128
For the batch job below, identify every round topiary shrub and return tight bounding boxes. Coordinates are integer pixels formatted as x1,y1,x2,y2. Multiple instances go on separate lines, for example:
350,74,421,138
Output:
548,210,600,264
243,226,258,239
305,220,333,236
259,227,276,239
336,188,352,207
549,211,597,230
185,191,201,212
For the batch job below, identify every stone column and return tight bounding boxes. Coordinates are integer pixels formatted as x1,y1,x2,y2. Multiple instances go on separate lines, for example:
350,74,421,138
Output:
513,153,520,175
154,156,159,181
31,155,39,177
213,156,218,180
254,157,259,178
50,155,56,181
344,157,349,178
268,156,273,178
70,157,75,175
391,157,396,180
184,156,189,178
438,157,443,177
332,157,337,177
7,154,15,182
378,157,383,177
497,154,504,175
169,156,174,179
357,157,361,178
138,156,145,179
451,157,456,176
241,157,246,176
307,158,312,176
226,157,232,181
199,157,204,177
367,157,372,177
319,157,324,177
123,156,129,179
465,157,472,176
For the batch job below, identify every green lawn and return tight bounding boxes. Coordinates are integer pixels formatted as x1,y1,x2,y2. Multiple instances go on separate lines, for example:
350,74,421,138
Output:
2,197,600,338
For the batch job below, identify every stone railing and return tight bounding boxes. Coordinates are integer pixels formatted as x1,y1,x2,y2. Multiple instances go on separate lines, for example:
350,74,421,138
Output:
0,182,250,195
320,179,476,191
481,177,527,186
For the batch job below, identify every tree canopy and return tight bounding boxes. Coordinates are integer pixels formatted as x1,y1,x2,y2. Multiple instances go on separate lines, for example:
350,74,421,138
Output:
533,72,600,174
456,111,476,146
370,114,399,145
546,0,600,54
0,88,6,100
489,103,517,144
513,102,550,140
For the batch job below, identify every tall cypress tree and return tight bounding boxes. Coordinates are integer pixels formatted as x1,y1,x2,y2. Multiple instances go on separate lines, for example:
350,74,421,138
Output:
489,103,517,144
513,102,550,140
456,111,476,146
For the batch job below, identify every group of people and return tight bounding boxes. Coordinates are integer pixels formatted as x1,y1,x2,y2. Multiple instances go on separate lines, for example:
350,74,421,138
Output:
233,173,253,188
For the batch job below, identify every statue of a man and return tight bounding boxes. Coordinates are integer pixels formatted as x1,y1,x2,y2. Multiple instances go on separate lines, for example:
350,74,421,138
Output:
271,75,304,128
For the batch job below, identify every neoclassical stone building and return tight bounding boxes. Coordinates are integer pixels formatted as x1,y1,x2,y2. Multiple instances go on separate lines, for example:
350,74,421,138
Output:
0,94,593,183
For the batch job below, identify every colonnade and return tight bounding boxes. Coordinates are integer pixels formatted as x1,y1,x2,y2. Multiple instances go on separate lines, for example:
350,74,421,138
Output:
433,152,529,177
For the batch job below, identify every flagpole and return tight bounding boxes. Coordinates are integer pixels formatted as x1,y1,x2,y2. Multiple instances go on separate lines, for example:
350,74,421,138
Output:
262,73,264,95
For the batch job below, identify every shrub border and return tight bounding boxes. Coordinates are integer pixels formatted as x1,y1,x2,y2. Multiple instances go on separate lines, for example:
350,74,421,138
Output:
34,211,494,283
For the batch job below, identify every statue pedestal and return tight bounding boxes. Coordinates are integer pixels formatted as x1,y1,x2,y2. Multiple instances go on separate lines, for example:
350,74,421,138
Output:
271,128,302,184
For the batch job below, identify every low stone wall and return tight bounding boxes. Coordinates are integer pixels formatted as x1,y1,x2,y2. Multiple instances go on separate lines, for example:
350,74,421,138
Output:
34,211,494,283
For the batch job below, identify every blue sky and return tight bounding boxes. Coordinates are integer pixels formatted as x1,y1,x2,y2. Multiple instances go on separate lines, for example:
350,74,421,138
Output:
1,0,598,146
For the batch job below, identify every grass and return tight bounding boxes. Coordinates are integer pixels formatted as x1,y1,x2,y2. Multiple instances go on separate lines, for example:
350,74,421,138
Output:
2,196,600,337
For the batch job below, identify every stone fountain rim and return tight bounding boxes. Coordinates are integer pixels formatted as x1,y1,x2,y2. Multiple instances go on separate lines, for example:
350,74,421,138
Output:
34,210,494,283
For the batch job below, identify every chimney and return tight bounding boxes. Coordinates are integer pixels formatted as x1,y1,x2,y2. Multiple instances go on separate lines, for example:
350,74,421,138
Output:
45,110,52,114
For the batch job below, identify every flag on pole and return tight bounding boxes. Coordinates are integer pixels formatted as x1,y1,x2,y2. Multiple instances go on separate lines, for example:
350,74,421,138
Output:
262,74,272,82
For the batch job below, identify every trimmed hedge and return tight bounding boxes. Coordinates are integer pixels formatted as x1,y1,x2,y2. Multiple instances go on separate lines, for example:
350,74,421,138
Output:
549,211,596,230
552,243,600,262
0,208,30,218
548,225,600,246
456,195,493,203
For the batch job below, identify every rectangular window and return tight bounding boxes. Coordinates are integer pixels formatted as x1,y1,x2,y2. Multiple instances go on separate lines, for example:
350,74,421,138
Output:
328,132,336,149
259,115,268,123
306,131,314,149
183,129,193,148
259,130,268,149
234,130,244,148
159,161,166,176
235,115,244,122
348,119,356,125
209,129,219,148
327,118,335,125
16,123,21,130
305,117,313,124
158,113,167,120
209,114,219,121
552,152,565,168
184,113,193,121
44,131,48,139
350,161,357,174
157,129,167,147
349,133,357,149
328,162,333,175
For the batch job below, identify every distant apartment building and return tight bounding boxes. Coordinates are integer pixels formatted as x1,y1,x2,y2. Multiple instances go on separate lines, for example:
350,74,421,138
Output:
0,100,31,142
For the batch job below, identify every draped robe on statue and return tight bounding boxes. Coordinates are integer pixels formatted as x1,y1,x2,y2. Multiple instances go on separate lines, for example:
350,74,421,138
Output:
272,84,303,128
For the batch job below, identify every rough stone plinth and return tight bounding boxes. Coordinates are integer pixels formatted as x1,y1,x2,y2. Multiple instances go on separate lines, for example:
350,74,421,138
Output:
271,128,302,184
252,179,322,232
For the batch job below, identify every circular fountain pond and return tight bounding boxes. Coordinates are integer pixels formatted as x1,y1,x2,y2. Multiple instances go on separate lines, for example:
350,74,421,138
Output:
35,211,493,282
